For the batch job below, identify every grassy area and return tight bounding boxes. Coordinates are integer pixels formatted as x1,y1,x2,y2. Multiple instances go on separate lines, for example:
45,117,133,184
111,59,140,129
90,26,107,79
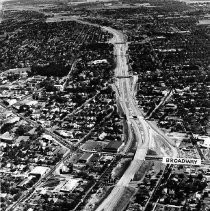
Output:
133,161,153,181
93,186,115,210
127,126,137,153
146,149,158,156
112,158,132,179
116,100,125,118
113,187,136,211
123,119,129,144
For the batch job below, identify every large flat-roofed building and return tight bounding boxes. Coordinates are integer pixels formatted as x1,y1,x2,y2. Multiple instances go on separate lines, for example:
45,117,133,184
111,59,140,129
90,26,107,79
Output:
60,179,80,193
103,141,123,153
79,152,94,163
29,166,50,178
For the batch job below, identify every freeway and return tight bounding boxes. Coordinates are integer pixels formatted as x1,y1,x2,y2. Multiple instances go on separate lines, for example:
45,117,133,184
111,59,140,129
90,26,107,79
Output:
95,25,152,211
40,17,172,209
94,22,178,211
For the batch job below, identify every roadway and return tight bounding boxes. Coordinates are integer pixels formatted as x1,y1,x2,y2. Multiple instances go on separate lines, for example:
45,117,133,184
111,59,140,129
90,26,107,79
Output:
93,22,178,211
95,25,151,211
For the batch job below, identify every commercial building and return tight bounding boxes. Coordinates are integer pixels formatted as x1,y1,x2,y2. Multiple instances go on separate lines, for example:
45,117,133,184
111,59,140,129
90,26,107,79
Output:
29,166,50,178
103,140,123,153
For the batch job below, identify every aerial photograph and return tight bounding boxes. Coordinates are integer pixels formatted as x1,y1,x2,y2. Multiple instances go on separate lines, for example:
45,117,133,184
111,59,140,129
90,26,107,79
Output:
0,0,209,210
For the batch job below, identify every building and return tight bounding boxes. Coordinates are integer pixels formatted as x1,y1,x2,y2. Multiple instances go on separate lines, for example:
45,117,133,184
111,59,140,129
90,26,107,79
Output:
79,152,94,163
60,179,80,193
199,136,210,148
103,141,123,153
0,132,13,143
88,59,108,66
54,84,64,91
29,166,50,178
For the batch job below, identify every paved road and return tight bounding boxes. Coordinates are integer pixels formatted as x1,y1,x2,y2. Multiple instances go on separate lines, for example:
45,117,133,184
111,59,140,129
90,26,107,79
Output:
62,59,78,90
94,22,178,211
95,25,151,211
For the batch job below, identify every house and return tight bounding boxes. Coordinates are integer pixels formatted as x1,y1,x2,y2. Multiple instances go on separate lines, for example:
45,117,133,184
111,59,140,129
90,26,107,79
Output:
0,132,13,144
16,136,30,144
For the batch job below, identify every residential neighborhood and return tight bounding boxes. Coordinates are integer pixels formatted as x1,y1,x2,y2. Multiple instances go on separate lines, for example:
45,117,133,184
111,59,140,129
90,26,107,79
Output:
0,0,209,211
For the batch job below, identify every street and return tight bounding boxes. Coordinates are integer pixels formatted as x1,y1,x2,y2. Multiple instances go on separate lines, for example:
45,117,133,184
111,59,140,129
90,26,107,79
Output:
95,21,178,211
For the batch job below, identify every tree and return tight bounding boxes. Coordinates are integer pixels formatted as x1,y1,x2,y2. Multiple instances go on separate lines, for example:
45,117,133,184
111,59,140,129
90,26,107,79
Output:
15,125,30,136
18,105,30,113
0,123,13,134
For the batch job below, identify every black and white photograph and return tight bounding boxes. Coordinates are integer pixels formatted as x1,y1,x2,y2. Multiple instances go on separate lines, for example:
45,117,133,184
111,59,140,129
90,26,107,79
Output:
0,0,209,210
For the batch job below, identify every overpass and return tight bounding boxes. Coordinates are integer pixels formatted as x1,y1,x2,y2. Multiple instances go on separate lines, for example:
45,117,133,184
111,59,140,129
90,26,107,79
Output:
115,42,126,44
115,75,132,78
